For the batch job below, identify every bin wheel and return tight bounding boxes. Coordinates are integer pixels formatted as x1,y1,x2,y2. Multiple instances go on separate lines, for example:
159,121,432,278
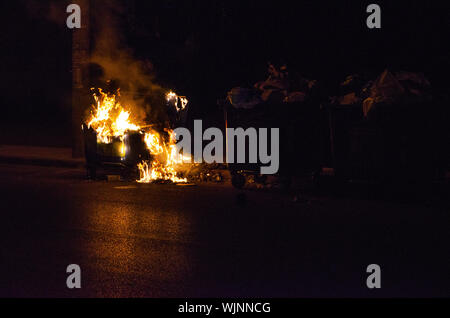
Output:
231,173,246,189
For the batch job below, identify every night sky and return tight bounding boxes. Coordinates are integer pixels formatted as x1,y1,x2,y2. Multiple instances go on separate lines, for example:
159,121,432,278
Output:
0,0,448,145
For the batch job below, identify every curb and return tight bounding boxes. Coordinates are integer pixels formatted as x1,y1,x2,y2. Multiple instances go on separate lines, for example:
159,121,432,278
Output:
0,155,85,169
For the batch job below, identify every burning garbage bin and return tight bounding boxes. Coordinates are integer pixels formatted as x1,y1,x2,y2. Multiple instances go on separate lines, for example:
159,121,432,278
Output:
81,88,189,183
82,124,149,180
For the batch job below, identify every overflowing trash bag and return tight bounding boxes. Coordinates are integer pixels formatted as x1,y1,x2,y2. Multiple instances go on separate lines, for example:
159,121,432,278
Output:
362,69,432,118
326,69,443,183
331,69,432,119
227,87,262,109
330,74,368,106
227,62,318,109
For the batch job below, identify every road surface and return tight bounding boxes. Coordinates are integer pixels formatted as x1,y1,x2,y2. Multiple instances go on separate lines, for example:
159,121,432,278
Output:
0,164,448,297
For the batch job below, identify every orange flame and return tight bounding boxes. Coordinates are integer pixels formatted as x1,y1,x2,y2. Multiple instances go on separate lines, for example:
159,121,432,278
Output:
86,88,188,183
137,129,187,183
87,89,140,144
166,91,189,111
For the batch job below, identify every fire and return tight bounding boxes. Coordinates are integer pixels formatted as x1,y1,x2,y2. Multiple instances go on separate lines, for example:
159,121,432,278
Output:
166,91,189,111
86,88,188,183
137,160,187,184
137,129,187,183
87,89,140,144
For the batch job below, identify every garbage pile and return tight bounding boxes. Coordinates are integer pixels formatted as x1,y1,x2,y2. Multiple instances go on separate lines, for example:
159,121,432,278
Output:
181,163,228,183
227,62,317,109
331,69,432,118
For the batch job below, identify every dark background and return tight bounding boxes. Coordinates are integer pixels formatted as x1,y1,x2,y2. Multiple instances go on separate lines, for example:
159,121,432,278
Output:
0,0,448,146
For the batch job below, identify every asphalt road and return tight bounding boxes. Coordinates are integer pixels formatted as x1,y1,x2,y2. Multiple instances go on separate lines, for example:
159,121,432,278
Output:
0,164,448,297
